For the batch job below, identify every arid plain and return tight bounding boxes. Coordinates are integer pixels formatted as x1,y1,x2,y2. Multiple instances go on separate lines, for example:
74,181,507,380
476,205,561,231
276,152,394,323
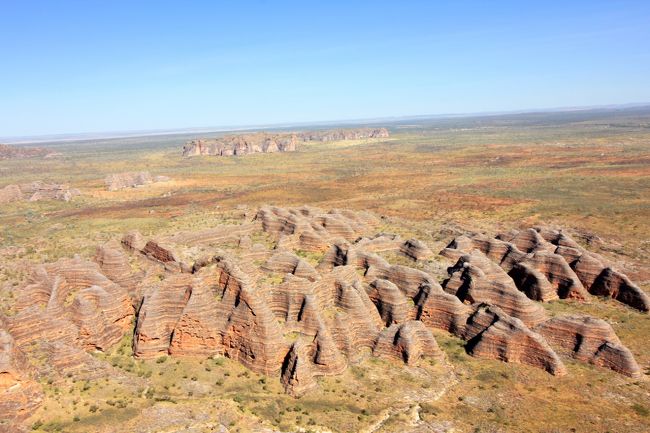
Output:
1,108,650,433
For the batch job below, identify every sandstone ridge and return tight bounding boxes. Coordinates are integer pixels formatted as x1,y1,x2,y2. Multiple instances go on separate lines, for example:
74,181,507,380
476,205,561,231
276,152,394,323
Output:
2,207,645,424
182,127,390,157
441,227,650,313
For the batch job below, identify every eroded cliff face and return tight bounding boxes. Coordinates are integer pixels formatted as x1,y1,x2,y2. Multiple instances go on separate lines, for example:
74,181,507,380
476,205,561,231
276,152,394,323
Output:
181,127,390,157
441,227,650,313
0,143,59,160
0,327,43,428
2,206,646,425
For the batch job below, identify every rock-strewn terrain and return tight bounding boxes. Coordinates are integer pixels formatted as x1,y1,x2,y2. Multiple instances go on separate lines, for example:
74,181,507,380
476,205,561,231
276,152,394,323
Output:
181,127,389,157
0,181,80,204
1,206,646,428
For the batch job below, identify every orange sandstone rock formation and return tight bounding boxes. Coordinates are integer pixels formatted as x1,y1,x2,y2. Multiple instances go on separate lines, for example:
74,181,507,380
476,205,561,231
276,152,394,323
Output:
442,228,649,312
182,128,389,157
536,315,641,377
2,206,645,426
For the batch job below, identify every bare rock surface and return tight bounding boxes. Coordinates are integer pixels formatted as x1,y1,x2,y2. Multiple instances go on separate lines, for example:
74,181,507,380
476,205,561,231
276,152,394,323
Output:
183,133,297,157
182,127,389,157
366,279,412,326
373,320,444,365
463,304,567,375
11,256,134,351
536,315,641,377
280,340,318,396
442,252,548,327
442,227,649,312
256,205,379,251
262,250,320,281
94,241,144,304
298,127,389,142
2,207,646,426
0,327,43,430
400,238,434,261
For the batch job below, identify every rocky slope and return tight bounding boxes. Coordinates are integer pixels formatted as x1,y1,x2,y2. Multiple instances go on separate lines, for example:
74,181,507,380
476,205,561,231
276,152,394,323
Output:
1,207,646,428
181,127,390,157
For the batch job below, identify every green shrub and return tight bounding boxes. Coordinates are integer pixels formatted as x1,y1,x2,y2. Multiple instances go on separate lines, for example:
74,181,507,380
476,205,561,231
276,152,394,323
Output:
632,403,649,417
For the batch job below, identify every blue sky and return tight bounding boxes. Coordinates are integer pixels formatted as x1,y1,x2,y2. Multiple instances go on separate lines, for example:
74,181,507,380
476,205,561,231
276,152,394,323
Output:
1,1,649,136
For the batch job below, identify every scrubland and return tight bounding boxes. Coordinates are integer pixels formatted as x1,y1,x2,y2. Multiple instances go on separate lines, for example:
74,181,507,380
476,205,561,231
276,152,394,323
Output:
1,109,649,432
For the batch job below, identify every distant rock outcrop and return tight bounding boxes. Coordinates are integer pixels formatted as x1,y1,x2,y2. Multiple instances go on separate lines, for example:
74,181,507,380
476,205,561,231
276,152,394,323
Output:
0,184,23,204
105,171,170,191
105,171,152,191
0,181,81,204
182,128,390,157
255,205,378,251
182,133,298,157
298,127,389,142
0,143,59,160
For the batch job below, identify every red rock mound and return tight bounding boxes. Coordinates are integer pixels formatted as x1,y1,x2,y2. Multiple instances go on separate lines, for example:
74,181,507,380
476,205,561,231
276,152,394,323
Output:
463,304,567,375
373,321,444,365
442,228,649,312
2,207,645,426
536,315,641,377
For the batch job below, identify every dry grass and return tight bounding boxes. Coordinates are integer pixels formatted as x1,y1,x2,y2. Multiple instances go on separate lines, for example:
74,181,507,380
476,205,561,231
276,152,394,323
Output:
2,111,650,432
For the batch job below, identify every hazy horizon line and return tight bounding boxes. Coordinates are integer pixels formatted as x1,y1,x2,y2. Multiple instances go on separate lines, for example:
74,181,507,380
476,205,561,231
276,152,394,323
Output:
3,101,649,145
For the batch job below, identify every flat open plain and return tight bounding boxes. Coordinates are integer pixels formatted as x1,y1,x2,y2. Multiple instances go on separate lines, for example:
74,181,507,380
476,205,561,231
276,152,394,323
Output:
1,108,649,433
